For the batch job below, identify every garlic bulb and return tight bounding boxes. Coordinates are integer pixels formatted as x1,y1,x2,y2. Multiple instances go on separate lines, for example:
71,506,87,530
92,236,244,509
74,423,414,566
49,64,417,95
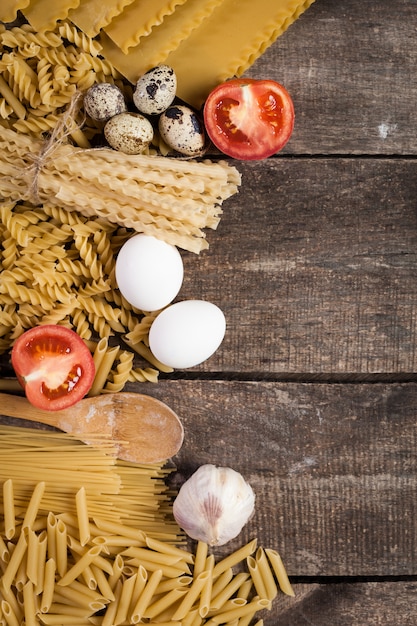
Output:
173,464,255,546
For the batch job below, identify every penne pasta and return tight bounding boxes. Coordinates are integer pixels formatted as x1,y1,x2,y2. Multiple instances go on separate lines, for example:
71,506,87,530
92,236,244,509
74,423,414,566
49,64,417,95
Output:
199,554,215,618
212,539,258,579
130,568,163,623
255,547,278,600
205,597,271,624
57,545,102,587
101,579,122,626
145,536,194,564
46,513,57,563
0,535,9,563
247,556,268,599
90,563,116,602
143,587,188,620
26,528,40,586
22,581,39,626
209,572,250,612
120,546,182,567
210,568,234,600
265,548,295,597
75,487,90,547
171,570,211,621
1,601,20,626
193,540,208,577
124,556,190,579
55,519,68,578
2,479,15,541
40,558,56,613
2,530,27,591
21,482,46,531
34,530,48,595
114,572,137,624
0,428,293,626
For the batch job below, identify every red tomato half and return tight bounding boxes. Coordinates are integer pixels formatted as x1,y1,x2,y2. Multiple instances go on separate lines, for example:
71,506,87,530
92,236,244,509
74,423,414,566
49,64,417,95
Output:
11,325,95,411
203,78,295,160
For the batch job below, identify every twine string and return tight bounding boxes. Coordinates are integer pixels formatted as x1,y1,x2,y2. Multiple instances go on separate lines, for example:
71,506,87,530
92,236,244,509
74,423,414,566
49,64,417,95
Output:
27,91,85,205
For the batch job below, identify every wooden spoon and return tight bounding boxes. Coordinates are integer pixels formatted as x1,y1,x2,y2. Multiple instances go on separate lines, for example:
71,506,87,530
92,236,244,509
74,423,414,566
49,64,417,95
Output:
0,392,184,463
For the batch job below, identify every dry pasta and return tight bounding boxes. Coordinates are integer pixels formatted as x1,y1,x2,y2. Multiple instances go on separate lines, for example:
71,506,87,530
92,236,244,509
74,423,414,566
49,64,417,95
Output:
0,199,163,392
0,16,239,391
0,425,293,625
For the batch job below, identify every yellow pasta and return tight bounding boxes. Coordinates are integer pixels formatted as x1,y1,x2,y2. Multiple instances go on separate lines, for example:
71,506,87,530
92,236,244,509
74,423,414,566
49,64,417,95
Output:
265,548,295,597
0,399,294,626
55,519,68,577
171,570,211,621
26,527,40,585
75,487,90,547
209,572,250,612
247,555,268,599
145,587,188,620
193,540,209,578
1,600,20,626
22,580,38,626
113,571,137,624
199,554,214,618
2,479,15,540
21,482,46,531
2,531,27,591
212,539,258,578
68,0,136,38
130,568,163,623
255,547,278,601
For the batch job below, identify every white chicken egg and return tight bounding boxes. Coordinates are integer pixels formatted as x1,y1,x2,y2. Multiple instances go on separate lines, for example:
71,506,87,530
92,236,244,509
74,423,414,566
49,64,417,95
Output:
104,112,154,154
158,105,205,156
149,300,226,369
133,65,177,115
115,234,184,311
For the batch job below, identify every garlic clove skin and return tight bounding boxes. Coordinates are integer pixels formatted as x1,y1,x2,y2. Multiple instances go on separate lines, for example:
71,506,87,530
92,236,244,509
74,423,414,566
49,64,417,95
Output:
173,464,255,546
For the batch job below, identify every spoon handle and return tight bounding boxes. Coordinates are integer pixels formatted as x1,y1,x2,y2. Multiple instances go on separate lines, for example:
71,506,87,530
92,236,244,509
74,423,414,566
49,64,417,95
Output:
0,392,65,426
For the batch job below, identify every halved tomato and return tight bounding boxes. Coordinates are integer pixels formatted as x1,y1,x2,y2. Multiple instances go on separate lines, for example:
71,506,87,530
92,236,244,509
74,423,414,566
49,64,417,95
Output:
11,325,95,411
203,78,295,160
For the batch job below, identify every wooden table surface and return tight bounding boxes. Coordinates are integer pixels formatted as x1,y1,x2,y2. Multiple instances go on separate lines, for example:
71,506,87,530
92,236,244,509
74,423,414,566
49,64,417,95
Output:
2,0,417,623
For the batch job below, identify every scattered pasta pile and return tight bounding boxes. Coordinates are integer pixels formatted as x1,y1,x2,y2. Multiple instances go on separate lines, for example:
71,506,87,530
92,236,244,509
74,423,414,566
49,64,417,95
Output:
0,425,180,535
0,198,171,390
0,19,127,144
0,428,293,626
0,124,241,254
0,16,241,390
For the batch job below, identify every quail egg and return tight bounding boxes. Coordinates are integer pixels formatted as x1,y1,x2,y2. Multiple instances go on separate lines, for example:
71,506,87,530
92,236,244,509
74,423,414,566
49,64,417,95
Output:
84,83,127,122
133,65,177,116
104,112,154,154
158,105,205,156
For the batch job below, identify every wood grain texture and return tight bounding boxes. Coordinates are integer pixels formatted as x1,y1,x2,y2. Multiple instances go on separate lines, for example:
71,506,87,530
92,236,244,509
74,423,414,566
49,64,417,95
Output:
130,380,417,576
246,0,417,155
179,158,417,375
1,1,417,624
277,582,417,625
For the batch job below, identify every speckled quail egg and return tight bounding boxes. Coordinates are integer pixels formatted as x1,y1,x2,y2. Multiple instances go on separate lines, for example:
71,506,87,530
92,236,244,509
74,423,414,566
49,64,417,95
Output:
133,65,177,115
84,83,127,122
104,112,154,154
158,105,205,156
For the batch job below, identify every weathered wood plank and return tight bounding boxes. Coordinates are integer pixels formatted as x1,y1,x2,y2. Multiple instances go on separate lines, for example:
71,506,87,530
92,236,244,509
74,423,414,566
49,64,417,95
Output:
178,158,417,375
128,380,417,577
275,582,417,626
246,0,417,155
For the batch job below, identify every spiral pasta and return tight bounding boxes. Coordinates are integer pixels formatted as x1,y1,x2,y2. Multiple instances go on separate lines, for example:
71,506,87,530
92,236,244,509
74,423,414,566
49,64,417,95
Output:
0,20,128,145
0,198,178,392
